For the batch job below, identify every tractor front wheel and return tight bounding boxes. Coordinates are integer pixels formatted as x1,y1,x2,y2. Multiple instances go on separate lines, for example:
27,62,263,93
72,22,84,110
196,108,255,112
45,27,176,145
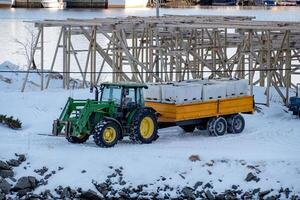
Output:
66,133,89,144
93,120,121,148
131,109,158,144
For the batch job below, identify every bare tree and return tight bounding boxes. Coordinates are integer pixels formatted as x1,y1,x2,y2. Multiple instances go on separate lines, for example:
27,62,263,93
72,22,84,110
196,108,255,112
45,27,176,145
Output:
15,25,38,70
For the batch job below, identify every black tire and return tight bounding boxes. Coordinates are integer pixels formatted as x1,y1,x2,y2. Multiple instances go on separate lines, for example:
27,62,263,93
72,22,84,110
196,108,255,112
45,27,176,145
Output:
130,108,158,144
180,125,196,132
227,114,245,134
66,134,89,144
208,117,227,136
93,120,121,148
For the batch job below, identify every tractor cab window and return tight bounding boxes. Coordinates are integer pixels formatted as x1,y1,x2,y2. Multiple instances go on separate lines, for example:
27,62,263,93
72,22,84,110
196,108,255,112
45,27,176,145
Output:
101,86,122,105
122,88,136,108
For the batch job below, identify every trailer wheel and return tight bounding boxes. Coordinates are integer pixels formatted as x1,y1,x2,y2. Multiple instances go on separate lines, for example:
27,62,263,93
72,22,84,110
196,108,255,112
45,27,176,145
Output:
93,120,121,148
208,117,227,136
227,114,245,134
66,133,89,144
180,125,196,132
130,109,158,144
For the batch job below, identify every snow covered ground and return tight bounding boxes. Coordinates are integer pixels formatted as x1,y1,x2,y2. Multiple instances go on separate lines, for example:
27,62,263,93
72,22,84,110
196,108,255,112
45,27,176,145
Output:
0,62,300,199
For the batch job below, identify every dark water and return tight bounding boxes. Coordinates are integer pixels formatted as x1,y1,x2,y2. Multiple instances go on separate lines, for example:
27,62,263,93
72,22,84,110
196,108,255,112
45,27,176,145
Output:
0,6,300,68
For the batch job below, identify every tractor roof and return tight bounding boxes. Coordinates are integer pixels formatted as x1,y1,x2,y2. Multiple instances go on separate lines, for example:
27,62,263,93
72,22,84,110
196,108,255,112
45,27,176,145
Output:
101,82,148,89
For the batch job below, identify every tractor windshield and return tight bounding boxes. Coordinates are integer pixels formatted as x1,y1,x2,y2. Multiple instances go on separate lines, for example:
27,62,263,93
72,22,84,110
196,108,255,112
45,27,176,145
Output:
101,86,122,105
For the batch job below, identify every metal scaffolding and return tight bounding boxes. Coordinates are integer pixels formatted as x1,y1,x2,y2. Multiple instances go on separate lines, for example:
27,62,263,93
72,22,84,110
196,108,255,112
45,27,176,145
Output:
22,15,300,106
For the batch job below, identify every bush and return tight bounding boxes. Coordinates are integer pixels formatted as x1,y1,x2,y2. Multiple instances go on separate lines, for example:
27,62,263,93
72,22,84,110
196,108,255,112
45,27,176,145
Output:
0,114,22,129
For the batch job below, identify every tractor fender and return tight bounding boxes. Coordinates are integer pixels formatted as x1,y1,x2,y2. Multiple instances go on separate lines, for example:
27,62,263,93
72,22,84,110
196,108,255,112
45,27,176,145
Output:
126,107,157,126
103,117,123,136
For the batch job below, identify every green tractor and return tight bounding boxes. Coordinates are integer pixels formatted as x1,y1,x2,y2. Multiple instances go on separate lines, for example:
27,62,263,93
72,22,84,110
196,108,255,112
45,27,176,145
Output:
52,82,158,147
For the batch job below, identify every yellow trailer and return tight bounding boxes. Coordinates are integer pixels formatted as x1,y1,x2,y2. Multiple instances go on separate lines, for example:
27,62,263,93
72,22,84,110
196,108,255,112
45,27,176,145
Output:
145,95,254,136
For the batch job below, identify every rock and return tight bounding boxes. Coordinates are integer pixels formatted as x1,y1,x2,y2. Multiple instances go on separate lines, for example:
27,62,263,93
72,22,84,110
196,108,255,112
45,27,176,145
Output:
44,174,52,180
189,155,200,162
0,170,14,178
34,166,48,176
259,190,271,198
205,190,214,200
16,188,31,197
161,176,166,181
252,188,260,194
193,181,203,190
6,159,21,167
0,178,11,194
0,193,5,200
15,154,26,162
80,190,101,200
81,170,86,174
182,187,194,198
0,161,11,170
232,185,238,190
58,166,64,171
12,176,38,191
245,172,260,182
203,182,213,189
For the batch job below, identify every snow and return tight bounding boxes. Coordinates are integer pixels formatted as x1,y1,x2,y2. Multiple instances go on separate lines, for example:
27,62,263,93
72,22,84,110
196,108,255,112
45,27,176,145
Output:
0,62,300,198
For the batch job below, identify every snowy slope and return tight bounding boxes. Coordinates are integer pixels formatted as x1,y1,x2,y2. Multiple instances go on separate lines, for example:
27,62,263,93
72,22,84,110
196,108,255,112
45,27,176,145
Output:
0,88,299,198
0,63,300,199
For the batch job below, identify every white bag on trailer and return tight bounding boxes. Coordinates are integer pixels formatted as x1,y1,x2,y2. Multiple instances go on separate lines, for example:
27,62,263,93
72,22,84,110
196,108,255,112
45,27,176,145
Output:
144,84,162,102
202,83,227,101
234,79,249,96
161,83,202,104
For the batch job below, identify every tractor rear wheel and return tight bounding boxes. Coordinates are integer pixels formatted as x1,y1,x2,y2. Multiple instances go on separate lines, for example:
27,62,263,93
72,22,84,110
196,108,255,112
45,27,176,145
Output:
93,120,121,148
66,133,89,144
180,125,196,132
130,109,158,144
227,114,245,134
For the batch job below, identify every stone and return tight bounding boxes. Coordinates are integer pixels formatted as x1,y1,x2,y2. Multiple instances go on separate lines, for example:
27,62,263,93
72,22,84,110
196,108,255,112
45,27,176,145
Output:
245,172,260,182
12,176,38,191
15,154,26,162
189,155,200,162
34,166,48,176
0,178,11,194
0,170,14,178
259,190,271,198
58,166,64,171
232,185,238,190
182,187,194,198
16,188,31,197
0,193,5,200
0,161,11,170
193,181,203,190
203,182,213,189
205,190,214,200
6,159,21,167
81,170,87,174
44,174,52,180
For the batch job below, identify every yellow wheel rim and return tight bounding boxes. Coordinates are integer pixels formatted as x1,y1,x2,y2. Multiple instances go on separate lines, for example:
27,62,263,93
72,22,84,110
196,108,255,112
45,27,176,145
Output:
103,127,117,143
140,117,155,139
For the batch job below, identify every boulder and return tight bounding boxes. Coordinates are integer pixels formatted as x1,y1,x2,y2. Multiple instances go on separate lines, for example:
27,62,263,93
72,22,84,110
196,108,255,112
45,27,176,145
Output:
182,187,194,198
0,170,14,178
6,159,21,167
0,161,11,170
0,192,6,200
0,178,11,194
80,190,101,200
245,172,260,182
12,176,38,191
